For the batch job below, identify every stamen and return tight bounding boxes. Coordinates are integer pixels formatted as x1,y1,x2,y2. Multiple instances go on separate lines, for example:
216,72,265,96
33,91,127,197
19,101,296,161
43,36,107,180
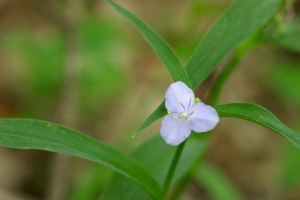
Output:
188,110,196,116
188,97,192,109
178,99,185,110
174,116,178,119
167,110,171,114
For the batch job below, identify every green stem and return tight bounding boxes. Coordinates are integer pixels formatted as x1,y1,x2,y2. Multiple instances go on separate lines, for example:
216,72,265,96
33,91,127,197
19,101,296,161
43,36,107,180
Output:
163,141,186,198
169,133,210,200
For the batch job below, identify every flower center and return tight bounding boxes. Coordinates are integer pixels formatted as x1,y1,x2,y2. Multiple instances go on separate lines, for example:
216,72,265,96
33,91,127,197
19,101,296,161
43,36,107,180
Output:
167,97,196,121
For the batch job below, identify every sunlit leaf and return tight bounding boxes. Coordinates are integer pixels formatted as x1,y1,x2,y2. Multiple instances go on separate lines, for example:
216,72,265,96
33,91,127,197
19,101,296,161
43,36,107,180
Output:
0,119,162,199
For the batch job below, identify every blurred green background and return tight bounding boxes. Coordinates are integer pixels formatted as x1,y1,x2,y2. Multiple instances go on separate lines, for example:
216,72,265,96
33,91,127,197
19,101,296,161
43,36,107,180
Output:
0,0,300,200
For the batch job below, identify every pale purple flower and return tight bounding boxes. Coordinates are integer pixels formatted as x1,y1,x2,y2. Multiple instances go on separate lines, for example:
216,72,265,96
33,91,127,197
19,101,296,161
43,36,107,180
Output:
160,81,219,146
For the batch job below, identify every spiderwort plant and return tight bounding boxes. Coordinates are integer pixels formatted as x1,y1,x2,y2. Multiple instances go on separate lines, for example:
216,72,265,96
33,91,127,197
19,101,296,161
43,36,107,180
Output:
161,81,219,145
1,0,300,200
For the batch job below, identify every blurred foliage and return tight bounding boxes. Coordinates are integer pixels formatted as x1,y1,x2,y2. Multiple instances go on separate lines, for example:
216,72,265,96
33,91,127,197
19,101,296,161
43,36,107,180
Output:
195,162,243,200
1,28,64,116
79,15,130,116
268,62,300,108
69,165,111,200
268,62,300,190
0,15,130,118
281,140,300,188
267,16,300,195
269,18,300,53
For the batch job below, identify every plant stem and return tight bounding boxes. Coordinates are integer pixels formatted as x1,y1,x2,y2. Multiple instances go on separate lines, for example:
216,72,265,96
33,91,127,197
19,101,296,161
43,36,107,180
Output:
163,141,186,199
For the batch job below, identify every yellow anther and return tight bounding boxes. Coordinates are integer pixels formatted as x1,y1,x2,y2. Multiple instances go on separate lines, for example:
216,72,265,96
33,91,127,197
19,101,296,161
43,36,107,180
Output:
167,110,171,114
182,112,188,117
178,99,182,103
193,110,196,113
174,116,178,119
189,96,192,100
187,118,190,122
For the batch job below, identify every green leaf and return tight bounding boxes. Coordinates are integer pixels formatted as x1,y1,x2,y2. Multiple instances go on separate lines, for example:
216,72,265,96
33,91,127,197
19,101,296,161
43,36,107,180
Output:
0,119,162,199
133,102,166,136
185,0,284,88
195,162,244,200
107,0,192,87
134,0,284,135
215,103,300,149
100,134,208,200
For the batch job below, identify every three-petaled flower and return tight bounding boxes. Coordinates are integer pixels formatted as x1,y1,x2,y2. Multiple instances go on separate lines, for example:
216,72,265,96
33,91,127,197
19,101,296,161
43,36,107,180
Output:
160,81,219,146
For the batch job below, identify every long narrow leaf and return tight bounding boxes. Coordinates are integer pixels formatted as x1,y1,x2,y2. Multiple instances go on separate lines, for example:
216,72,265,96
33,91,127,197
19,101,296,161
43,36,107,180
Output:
133,102,165,136
0,119,162,199
215,103,300,149
185,0,284,88
134,0,284,135
107,0,192,87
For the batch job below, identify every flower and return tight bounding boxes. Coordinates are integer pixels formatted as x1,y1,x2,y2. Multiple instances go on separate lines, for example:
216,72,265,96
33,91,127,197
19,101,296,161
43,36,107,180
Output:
160,81,219,146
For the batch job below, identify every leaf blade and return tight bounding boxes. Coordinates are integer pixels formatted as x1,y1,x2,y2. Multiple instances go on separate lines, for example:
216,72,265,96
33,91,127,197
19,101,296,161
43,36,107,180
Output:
101,134,208,200
134,0,284,135
107,0,192,87
215,102,300,149
133,102,166,136
186,0,284,88
0,119,162,199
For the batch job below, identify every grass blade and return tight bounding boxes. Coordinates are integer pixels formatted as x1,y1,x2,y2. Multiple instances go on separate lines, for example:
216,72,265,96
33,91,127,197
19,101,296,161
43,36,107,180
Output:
186,0,284,88
0,119,162,199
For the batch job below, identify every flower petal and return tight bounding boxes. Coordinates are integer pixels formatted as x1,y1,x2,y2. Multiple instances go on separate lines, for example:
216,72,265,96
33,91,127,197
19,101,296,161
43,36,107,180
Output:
189,102,219,132
165,81,195,112
160,114,191,146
